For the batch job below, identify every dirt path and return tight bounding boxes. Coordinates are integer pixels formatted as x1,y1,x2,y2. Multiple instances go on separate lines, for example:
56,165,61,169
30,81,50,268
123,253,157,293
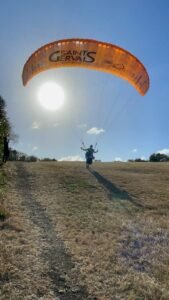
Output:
1,162,93,300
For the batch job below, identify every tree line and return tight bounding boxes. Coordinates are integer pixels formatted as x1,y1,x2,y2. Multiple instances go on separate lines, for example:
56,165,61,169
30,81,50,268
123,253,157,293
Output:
129,153,169,162
9,150,57,162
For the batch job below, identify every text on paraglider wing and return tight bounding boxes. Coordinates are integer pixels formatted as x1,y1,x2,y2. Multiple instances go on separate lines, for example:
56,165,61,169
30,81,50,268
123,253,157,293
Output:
49,50,96,63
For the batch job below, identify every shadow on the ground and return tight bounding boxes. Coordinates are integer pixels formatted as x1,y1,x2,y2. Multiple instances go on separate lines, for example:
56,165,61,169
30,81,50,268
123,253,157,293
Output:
89,169,143,208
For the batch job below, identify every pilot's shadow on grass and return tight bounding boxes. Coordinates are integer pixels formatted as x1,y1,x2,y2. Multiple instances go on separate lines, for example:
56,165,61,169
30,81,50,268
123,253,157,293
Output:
89,169,143,208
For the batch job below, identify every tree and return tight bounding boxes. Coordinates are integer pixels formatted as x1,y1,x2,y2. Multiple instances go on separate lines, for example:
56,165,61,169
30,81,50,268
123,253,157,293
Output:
28,156,38,162
9,150,18,161
0,95,13,162
0,96,11,138
149,153,169,162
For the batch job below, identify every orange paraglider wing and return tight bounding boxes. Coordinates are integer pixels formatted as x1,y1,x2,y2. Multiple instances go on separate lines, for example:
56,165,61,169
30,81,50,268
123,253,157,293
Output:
22,38,149,95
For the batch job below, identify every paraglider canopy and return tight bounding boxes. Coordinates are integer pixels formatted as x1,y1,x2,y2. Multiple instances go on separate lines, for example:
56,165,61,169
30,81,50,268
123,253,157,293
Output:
22,38,149,95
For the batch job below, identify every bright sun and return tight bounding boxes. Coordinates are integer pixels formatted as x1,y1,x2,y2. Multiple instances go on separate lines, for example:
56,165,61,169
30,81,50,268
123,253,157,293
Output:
38,82,64,111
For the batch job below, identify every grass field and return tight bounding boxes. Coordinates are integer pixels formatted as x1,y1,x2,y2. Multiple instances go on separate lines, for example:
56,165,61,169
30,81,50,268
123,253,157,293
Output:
1,161,169,299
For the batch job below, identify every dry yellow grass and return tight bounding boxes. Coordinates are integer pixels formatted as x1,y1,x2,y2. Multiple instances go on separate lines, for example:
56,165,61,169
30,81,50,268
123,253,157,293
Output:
0,167,9,224
0,165,55,299
1,161,169,299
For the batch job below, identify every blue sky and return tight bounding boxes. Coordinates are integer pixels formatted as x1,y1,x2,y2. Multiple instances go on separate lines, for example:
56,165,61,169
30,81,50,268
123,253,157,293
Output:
0,0,169,161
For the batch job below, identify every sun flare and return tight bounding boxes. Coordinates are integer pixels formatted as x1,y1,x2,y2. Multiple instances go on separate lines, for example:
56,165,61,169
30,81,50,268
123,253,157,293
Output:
38,82,64,110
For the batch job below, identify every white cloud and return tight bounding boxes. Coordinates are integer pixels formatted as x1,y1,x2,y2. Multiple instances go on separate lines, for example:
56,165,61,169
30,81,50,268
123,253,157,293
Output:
114,157,123,162
59,155,84,161
156,148,169,155
31,121,40,129
32,146,38,152
132,148,138,153
87,127,105,135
